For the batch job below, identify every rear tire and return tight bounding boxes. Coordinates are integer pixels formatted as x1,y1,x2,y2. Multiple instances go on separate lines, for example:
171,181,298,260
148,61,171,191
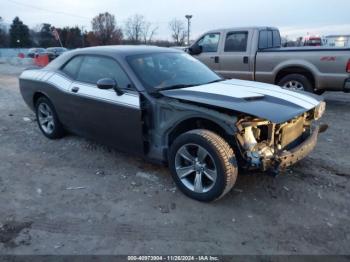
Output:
35,97,65,139
278,73,314,93
168,129,238,202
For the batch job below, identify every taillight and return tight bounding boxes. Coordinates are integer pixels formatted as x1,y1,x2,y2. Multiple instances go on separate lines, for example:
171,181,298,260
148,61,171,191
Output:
347,59,350,73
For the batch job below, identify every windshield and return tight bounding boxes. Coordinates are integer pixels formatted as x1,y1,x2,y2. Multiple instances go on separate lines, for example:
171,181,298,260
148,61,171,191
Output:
127,52,221,91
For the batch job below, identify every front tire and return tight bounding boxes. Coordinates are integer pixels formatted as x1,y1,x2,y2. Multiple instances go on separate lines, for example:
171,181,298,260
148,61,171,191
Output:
35,96,65,139
169,130,238,202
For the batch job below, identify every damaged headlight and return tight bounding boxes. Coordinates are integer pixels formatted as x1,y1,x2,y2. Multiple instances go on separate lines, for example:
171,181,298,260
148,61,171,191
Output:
314,101,326,120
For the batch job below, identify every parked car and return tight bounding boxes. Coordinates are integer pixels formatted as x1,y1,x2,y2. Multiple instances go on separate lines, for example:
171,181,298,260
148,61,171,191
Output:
46,47,68,61
27,48,47,58
19,46,327,202
188,27,350,94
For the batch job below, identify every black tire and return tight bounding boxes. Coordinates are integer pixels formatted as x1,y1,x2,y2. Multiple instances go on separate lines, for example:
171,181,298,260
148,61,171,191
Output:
35,96,65,139
168,129,238,202
278,73,314,93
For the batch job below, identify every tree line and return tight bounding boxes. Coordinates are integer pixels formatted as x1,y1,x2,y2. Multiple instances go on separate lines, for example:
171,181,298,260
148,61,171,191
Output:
0,13,189,48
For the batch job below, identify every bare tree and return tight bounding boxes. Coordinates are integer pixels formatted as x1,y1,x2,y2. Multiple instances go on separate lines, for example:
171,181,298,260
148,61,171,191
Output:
91,12,123,45
124,14,145,43
124,14,157,44
169,18,186,46
142,21,158,44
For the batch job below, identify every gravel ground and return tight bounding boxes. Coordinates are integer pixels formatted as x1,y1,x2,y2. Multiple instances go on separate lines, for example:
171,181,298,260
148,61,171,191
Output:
0,63,349,255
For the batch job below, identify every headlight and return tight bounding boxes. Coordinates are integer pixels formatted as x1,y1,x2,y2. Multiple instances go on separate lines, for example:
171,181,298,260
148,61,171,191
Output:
314,101,326,120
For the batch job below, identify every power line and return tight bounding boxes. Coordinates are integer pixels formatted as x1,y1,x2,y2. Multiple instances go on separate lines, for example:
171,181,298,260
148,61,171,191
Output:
5,0,91,20
5,0,178,29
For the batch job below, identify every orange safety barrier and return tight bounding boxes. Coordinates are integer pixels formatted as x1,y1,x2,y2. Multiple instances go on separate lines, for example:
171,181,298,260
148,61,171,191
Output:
34,54,49,67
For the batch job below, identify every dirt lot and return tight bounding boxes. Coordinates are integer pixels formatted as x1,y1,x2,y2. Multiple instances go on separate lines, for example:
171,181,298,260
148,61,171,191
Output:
0,63,349,255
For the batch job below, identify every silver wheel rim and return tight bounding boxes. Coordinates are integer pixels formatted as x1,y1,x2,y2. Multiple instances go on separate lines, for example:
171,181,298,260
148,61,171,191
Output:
283,80,304,91
38,103,55,135
175,143,217,193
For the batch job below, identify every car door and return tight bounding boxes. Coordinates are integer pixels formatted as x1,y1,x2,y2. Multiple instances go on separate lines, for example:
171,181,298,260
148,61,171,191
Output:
68,55,144,155
192,32,221,71
218,30,254,80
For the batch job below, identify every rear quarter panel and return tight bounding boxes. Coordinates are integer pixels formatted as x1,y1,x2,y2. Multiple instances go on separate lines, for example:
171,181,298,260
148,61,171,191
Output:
19,69,75,128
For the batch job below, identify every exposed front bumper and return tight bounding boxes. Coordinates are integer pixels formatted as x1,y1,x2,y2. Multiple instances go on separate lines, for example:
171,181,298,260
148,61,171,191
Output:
276,125,322,170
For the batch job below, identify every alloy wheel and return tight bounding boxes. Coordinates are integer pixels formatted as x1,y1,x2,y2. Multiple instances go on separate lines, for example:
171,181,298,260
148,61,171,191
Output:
283,80,304,90
37,103,55,135
175,143,217,193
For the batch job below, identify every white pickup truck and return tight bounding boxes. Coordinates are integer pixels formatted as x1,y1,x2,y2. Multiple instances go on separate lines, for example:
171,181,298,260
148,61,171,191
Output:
188,27,350,94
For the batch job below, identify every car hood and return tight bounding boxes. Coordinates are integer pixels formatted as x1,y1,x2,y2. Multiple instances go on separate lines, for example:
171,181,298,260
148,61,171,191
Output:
160,79,322,123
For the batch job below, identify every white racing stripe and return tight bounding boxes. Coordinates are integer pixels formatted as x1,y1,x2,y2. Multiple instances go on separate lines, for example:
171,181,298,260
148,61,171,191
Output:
184,80,319,110
72,81,140,108
224,79,320,106
20,70,140,109
186,83,265,99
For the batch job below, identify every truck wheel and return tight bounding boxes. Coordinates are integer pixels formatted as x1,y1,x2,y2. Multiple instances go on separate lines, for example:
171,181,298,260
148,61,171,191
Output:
278,74,313,93
168,129,238,202
35,96,65,139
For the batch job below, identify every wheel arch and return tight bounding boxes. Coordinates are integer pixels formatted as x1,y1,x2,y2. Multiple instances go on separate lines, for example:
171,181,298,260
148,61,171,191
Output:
33,91,50,107
166,116,237,149
275,66,316,89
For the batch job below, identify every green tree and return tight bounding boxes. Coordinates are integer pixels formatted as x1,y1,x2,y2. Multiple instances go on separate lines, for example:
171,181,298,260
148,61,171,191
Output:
39,23,56,47
59,26,83,48
9,17,31,47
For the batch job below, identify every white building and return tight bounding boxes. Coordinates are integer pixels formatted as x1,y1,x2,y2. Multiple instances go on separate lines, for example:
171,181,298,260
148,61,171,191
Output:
324,35,350,48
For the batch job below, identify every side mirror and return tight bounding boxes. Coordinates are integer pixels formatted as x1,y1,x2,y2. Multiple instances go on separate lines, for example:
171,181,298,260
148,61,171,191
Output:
188,44,202,55
97,78,124,96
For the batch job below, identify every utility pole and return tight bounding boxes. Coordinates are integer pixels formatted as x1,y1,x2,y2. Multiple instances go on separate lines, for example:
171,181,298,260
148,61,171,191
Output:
185,15,192,45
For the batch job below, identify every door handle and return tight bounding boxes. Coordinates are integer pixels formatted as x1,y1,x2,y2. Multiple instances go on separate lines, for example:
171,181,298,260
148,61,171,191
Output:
210,56,220,63
243,56,249,64
71,87,79,93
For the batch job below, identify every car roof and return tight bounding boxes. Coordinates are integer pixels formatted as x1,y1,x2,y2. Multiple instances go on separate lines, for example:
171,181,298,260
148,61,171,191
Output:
69,45,180,57
45,45,183,71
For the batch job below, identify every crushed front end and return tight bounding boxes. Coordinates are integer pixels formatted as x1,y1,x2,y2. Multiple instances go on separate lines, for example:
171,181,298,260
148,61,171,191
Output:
235,102,327,173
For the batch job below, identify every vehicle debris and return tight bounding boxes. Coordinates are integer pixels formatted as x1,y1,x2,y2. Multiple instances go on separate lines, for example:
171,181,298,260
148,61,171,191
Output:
95,170,105,176
136,171,159,183
66,186,87,190
159,205,170,214
36,188,42,195
22,117,31,122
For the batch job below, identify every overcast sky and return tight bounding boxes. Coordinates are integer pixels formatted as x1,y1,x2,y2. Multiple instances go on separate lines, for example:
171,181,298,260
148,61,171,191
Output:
1,0,350,40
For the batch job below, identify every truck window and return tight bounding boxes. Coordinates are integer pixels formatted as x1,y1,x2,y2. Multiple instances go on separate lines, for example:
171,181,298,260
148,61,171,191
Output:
197,33,220,52
224,32,248,52
259,30,281,49
273,30,281,47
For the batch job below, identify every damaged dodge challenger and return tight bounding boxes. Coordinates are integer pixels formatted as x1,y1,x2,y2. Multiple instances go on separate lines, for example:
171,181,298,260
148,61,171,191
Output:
19,46,327,202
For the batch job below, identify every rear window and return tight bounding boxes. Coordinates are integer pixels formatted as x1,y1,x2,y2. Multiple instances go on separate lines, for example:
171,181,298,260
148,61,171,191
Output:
61,56,83,79
259,30,281,49
224,31,248,52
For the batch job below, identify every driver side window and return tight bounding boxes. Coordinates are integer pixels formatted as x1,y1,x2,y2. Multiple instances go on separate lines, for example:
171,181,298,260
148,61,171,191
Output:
197,33,220,52
76,56,132,89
